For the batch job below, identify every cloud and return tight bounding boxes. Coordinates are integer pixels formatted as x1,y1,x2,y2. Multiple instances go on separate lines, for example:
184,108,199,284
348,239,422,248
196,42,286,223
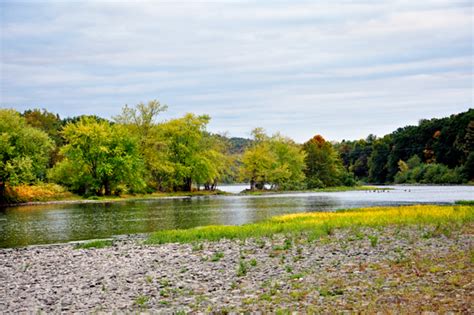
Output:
1,0,472,142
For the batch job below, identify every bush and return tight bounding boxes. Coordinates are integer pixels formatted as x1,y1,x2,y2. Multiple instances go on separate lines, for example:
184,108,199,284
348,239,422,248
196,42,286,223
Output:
394,163,464,184
5,183,75,203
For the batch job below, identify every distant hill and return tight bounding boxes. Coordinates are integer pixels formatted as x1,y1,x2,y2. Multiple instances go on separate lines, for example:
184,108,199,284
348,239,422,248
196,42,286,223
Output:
227,137,253,155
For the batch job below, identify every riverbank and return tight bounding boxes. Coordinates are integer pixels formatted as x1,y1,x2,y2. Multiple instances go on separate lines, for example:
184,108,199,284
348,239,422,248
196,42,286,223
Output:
1,225,472,313
1,205,472,313
2,185,386,207
2,190,230,207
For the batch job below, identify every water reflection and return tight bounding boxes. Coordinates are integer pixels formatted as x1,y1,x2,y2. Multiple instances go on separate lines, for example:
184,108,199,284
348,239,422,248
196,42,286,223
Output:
1,185,473,248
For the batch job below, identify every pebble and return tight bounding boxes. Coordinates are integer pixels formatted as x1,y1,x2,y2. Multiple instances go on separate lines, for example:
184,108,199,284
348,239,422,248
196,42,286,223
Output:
0,225,472,313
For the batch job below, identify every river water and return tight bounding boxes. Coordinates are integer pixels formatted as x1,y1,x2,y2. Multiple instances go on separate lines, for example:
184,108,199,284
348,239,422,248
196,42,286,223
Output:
0,185,472,248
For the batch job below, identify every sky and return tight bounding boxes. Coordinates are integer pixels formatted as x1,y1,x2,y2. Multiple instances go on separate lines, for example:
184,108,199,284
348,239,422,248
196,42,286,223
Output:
0,0,472,142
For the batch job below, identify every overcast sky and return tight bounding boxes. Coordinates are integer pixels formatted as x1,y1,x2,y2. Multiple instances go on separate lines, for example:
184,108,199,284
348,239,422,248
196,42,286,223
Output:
1,0,472,142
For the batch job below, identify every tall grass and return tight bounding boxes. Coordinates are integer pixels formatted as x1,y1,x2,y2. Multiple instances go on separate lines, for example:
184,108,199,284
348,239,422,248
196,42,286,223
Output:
146,205,473,244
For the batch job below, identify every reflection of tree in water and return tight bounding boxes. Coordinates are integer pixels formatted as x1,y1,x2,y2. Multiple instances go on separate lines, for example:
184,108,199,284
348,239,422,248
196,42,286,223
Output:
304,196,341,212
170,198,219,229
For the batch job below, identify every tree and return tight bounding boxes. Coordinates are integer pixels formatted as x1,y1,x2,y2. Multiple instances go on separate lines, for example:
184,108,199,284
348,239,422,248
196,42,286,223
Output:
368,137,391,184
114,100,168,190
23,108,64,166
303,135,347,188
113,100,168,145
149,114,225,192
0,109,54,201
240,129,306,190
240,140,276,190
49,117,145,195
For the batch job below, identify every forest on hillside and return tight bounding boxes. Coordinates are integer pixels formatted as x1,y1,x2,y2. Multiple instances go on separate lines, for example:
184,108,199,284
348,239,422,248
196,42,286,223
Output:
335,109,473,185
0,102,472,203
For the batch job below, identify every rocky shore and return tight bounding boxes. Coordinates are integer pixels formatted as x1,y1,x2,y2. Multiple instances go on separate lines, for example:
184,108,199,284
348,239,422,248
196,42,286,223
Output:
1,225,472,313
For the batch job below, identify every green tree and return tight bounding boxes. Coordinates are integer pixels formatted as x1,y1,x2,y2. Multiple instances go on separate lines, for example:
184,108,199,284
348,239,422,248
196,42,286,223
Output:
240,139,276,190
368,137,391,184
0,109,54,201
49,117,145,196
150,114,225,192
113,100,168,146
240,129,306,190
114,100,168,190
303,135,347,188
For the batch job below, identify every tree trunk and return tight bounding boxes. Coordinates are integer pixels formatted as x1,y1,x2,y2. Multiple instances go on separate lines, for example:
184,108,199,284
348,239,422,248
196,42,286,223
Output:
250,179,256,191
184,178,192,192
0,181,6,204
104,179,111,196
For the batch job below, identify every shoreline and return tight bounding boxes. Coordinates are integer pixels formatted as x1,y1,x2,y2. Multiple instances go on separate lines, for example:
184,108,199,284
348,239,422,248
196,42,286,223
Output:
1,223,472,313
2,185,389,208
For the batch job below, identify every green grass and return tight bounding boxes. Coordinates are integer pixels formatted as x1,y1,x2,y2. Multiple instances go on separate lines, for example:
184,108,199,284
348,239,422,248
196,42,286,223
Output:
134,295,149,307
146,205,473,245
210,251,224,262
237,260,248,276
74,239,113,249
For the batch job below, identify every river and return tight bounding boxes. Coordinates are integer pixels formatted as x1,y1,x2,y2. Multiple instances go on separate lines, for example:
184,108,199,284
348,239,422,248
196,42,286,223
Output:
0,185,472,248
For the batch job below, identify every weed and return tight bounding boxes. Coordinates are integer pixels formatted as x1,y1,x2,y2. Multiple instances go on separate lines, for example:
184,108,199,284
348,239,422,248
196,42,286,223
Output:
146,205,474,245
283,237,292,250
289,273,304,280
237,260,248,277
367,235,378,247
74,239,113,249
211,251,224,262
319,287,343,297
134,295,149,307
255,238,266,248
259,293,272,301
249,258,257,267
192,243,203,251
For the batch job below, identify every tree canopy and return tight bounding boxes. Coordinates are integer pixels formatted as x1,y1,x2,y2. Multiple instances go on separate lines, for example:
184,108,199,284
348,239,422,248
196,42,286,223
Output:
0,109,54,199
49,117,145,196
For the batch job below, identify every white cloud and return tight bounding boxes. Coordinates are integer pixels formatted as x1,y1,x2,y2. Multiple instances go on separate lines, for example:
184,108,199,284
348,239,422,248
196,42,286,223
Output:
1,0,472,142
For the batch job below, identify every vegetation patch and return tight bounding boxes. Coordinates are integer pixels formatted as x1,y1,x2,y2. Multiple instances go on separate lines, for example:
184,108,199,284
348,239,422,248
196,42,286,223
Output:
6,183,78,203
146,205,473,244
74,239,113,249
455,200,474,205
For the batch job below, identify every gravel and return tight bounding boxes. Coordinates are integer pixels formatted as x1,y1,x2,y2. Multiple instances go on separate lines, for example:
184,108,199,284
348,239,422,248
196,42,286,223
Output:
1,225,472,313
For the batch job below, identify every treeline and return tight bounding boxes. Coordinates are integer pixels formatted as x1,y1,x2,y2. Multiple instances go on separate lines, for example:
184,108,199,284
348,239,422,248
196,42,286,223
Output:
0,101,352,202
1,103,472,203
334,109,474,184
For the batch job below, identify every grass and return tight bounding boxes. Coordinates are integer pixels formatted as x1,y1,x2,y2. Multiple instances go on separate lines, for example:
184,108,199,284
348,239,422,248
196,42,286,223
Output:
134,295,149,307
146,205,473,245
237,260,248,276
210,251,224,262
74,239,113,249
367,235,378,247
